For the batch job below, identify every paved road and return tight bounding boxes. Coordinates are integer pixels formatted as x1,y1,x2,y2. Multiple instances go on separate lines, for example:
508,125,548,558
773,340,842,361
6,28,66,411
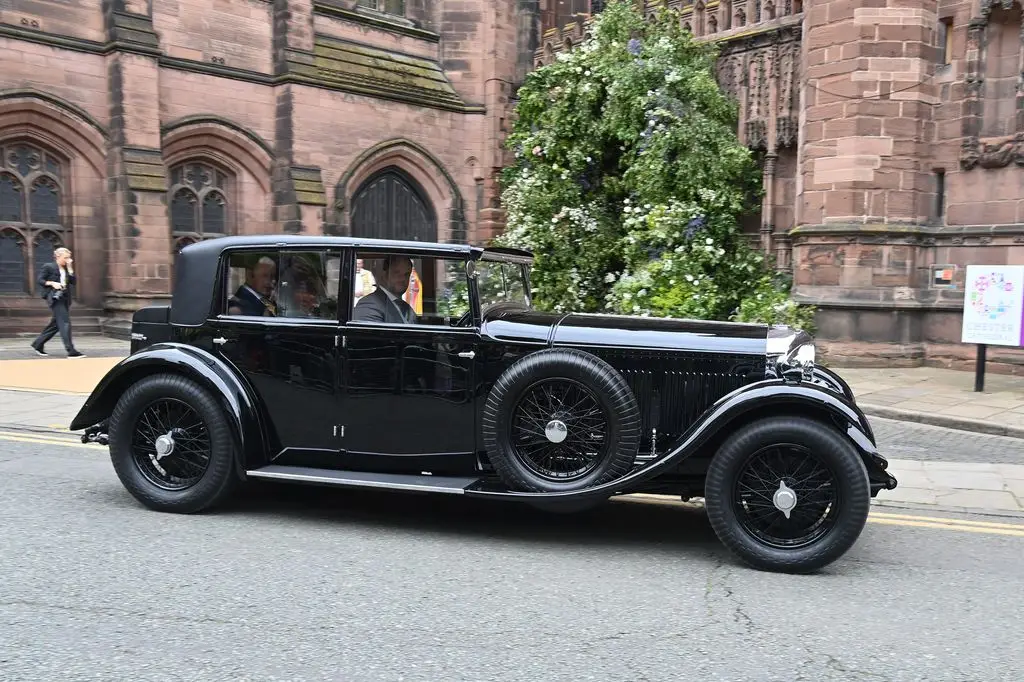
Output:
871,418,1024,464
0,437,1022,682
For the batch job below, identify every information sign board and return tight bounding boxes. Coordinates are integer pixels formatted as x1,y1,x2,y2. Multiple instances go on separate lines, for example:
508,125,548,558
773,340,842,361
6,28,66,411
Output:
961,265,1024,347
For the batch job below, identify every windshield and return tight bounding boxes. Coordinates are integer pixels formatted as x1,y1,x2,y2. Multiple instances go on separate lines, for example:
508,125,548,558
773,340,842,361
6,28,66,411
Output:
474,258,532,313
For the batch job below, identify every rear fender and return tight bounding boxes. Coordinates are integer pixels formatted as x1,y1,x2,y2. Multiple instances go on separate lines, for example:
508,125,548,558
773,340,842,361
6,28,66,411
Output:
466,379,896,502
69,343,268,476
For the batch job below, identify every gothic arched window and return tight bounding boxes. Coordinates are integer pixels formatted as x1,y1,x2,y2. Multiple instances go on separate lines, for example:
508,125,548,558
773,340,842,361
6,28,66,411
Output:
168,160,231,258
0,141,68,295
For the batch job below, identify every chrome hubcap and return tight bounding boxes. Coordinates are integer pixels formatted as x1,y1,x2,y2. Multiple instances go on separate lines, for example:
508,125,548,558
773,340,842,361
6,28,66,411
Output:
154,433,176,460
544,419,568,444
773,480,798,519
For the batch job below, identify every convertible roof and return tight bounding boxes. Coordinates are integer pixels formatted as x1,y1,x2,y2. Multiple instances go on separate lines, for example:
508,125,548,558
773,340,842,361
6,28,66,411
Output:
169,234,534,326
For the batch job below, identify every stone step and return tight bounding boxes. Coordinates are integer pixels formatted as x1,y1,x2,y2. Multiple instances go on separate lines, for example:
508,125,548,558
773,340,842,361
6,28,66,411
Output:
0,314,105,337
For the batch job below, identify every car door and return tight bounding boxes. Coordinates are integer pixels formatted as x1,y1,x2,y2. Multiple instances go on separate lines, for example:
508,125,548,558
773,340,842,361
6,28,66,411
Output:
210,246,344,463
338,249,480,474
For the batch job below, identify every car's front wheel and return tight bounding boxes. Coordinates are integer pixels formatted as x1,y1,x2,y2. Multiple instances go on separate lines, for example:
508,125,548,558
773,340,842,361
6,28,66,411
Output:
108,373,239,513
704,416,871,574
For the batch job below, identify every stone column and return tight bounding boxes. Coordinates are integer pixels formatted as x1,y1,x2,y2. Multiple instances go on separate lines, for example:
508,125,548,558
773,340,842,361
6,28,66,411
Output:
272,0,318,233
475,0,540,244
792,0,944,363
102,0,170,324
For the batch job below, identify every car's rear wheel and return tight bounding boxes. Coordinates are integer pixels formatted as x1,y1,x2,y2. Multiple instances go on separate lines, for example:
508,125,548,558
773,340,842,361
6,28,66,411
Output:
704,416,871,574
108,373,239,513
482,348,641,499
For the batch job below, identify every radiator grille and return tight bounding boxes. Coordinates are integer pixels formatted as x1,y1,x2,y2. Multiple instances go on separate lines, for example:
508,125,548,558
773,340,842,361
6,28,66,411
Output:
597,351,765,446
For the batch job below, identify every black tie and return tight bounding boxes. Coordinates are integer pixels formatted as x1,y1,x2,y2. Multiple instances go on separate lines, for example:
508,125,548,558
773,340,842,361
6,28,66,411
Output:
397,299,412,322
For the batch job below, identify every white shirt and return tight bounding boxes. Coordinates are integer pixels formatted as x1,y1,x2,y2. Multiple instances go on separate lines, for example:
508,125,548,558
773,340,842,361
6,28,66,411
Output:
59,266,66,286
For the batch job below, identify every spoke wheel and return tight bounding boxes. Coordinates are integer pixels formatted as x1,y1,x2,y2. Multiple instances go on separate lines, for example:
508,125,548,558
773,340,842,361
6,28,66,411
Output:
510,378,610,482
109,373,240,514
131,397,212,491
704,416,871,574
482,348,641,497
733,444,839,550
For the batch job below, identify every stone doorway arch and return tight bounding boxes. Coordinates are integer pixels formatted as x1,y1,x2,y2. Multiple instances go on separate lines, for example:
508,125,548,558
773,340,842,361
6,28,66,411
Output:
350,167,437,243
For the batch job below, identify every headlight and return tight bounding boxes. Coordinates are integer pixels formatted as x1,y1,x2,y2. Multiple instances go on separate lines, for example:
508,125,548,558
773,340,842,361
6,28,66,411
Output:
779,341,816,383
766,325,816,383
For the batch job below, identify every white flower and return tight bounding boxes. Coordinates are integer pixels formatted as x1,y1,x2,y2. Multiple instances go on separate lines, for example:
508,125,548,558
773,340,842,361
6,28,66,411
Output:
705,237,714,245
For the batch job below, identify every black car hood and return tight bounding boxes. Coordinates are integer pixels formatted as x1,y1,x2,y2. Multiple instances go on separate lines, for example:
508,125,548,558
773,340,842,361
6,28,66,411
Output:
481,309,769,355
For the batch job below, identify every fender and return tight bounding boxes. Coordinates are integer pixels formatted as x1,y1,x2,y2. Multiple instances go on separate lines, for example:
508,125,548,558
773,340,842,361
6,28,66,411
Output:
465,379,897,503
69,343,269,476
807,366,875,441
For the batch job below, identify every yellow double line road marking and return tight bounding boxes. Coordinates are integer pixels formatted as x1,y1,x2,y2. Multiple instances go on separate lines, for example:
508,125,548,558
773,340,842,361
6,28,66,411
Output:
1,431,1022,537
867,511,1024,536
621,493,1024,537
0,429,100,449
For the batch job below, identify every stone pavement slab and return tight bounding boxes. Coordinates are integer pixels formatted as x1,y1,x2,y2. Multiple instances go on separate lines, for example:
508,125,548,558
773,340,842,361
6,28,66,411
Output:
0,335,129,360
830,365,1024,439
877,458,1024,517
0,356,121,394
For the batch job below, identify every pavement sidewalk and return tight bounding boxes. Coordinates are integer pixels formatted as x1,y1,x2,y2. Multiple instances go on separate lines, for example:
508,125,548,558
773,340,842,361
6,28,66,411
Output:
834,366,1024,439
1,334,1023,518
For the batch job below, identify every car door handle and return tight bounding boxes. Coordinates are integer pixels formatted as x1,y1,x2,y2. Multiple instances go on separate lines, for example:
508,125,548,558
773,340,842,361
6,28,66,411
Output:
458,350,475,359
213,336,228,345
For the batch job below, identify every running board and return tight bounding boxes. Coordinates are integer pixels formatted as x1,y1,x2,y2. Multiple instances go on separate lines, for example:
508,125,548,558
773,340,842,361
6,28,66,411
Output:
245,465,482,495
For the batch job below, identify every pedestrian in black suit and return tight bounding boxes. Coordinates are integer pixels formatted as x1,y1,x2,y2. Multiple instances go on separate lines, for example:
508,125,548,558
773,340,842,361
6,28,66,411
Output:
31,247,84,357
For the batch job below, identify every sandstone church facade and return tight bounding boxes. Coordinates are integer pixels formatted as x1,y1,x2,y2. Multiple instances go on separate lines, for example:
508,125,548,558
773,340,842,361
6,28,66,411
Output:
0,0,1021,371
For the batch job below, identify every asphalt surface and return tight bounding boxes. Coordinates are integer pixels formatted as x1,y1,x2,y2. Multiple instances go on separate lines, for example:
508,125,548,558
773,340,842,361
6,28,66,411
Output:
0,436,1022,682
870,418,1024,464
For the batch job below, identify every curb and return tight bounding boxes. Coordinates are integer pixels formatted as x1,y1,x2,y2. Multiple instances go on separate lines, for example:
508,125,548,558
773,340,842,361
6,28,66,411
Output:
869,498,1024,521
861,403,1024,440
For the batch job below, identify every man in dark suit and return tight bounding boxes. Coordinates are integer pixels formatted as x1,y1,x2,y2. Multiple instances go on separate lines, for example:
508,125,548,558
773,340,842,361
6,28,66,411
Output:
227,256,278,317
31,247,84,357
352,255,417,324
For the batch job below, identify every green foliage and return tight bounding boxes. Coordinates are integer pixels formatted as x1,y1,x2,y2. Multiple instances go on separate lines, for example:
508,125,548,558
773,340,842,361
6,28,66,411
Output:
495,0,815,331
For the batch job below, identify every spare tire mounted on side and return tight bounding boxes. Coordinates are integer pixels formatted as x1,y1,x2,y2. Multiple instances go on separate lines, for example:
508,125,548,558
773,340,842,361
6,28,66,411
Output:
481,348,641,493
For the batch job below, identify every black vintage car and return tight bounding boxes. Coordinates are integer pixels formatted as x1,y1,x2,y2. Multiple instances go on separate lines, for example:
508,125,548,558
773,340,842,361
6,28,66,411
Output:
71,235,897,573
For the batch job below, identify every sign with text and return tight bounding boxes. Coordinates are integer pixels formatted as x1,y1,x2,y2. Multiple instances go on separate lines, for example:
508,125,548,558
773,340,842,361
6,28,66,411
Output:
961,265,1024,347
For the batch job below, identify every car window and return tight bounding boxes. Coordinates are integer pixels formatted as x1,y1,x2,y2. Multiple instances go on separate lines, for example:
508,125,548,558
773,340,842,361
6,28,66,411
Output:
351,250,470,326
474,260,531,312
223,249,341,320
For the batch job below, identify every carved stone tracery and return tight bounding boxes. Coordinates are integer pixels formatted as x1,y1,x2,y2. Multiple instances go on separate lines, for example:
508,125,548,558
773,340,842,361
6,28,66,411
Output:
715,24,801,151
960,0,1024,169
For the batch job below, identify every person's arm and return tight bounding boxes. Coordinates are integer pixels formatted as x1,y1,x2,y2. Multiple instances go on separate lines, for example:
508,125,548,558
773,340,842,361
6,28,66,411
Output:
65,258,76,284
352,296,384,323
38,264,60,289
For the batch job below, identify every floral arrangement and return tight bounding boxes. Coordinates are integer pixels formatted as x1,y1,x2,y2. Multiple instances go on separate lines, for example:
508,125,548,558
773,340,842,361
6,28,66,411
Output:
494,0,815,331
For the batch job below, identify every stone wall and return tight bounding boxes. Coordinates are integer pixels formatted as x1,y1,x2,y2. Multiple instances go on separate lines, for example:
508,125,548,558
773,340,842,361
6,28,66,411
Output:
0,0,537,334
794,0,1024,373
